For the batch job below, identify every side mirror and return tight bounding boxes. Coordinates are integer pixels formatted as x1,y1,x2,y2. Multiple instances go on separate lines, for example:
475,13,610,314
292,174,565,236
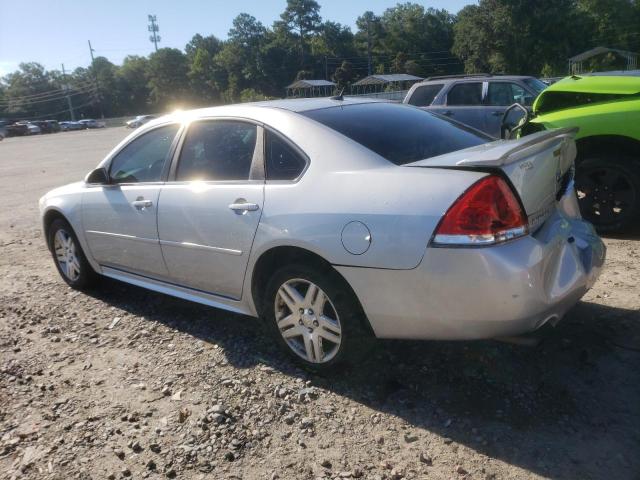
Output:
500,103,530,140
85,167,109,185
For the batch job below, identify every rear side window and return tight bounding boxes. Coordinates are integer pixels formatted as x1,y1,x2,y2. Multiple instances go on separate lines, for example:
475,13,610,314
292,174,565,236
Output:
109,124,179,183
407,84,443,106
176,120,257,181
447,82,483,106
302,103,489,166
265,132,307,180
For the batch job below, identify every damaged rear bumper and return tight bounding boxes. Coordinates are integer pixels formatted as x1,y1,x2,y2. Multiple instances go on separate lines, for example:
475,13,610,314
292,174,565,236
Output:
336,210,605,341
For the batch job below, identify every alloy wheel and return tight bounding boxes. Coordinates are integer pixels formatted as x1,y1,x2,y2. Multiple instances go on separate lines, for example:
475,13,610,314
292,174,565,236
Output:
274,278,342,364
576,164,637,225
53,229,81,281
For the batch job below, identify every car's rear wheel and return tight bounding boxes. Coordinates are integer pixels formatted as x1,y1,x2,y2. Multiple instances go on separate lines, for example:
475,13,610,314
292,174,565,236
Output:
575,156,640,233
48,219,98,289
263,263,369,371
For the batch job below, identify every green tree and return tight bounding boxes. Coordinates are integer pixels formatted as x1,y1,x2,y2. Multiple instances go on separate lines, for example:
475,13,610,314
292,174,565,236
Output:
117,56,151,113
453,0,589,75
147,48,190,108
279,0,322,65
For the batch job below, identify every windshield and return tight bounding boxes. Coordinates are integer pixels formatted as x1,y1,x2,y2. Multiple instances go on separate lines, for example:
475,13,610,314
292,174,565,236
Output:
301,103,490,166
523,78,548,95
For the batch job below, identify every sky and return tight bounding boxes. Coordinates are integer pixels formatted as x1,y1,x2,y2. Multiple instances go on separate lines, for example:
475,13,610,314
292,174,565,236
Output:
0,0,474,77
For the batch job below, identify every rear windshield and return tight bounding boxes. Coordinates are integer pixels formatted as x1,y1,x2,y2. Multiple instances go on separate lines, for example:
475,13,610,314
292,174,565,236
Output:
301,102,489,165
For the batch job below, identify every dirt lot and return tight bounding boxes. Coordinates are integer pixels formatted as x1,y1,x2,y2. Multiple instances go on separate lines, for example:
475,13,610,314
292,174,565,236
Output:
0,129,639,480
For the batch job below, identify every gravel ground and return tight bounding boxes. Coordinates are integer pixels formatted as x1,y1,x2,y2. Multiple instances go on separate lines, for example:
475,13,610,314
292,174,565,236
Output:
1,130,639,480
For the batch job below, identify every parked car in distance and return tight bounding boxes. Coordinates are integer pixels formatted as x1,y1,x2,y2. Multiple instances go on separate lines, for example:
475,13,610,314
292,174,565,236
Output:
17,122,42,135
403,74,548,138
125,115,156,129
30,120,60,134
0,121,8,140
39,98,605,370
5,122,30,137
512,75,640,233
77,119,105,129
60,121,84,131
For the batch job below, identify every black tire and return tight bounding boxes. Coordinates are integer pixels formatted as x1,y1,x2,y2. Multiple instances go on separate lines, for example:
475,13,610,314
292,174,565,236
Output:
262,263,372,371
575,156,640,233
48,218,99,290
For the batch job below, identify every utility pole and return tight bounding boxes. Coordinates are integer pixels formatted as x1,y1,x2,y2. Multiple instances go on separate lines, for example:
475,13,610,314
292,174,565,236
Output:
61,64,75,121
87,40,104,119
324,56,328,80
366,18,372,76
148,15,161,51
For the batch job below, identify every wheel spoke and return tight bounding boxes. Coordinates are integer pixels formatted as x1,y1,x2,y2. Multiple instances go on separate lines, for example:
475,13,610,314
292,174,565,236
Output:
319,315,340,335
304,283,318,306
310,333,323,362
302,332,315,362
282,325,304,339
277,314,297,329
279,283,304,311
317,327,341,345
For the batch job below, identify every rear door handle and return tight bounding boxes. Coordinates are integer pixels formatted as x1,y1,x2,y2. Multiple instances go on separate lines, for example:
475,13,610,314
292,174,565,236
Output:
132,199,153,210
229,201,259,212
442,110,453,116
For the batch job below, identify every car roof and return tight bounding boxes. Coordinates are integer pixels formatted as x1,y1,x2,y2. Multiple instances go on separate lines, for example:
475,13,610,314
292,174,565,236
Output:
187,96,387,116
542,75,640,94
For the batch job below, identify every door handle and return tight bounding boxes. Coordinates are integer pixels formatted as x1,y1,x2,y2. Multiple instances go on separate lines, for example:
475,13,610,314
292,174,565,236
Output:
132,199,153,210
229,201,259,212
491,111,504,116
443,110,453,116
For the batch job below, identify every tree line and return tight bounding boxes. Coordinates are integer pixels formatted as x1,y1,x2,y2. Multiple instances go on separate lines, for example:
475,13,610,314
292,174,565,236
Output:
1,0,638,120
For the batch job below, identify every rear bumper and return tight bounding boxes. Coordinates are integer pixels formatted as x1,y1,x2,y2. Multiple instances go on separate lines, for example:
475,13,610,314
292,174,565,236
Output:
336,211,605,340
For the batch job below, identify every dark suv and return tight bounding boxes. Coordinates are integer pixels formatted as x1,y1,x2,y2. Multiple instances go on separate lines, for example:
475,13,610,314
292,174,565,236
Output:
403,74,547,137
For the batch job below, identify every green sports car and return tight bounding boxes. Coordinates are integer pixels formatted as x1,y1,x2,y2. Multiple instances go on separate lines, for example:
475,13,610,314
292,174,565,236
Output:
517,75,640,232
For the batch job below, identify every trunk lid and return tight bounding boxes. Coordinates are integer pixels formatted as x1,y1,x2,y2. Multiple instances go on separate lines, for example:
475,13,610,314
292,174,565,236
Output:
405,128,578,231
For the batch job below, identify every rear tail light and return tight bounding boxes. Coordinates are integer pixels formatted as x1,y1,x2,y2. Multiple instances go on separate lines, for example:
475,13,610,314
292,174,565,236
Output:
432,175,528,246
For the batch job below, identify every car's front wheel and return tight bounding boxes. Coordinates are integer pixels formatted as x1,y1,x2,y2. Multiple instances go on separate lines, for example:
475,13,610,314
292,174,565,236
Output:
575,156,640,233
48,218,98,289
263,263,369,371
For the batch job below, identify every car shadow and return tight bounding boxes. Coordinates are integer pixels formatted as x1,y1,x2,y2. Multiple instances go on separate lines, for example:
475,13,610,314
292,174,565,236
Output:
85,278,640,479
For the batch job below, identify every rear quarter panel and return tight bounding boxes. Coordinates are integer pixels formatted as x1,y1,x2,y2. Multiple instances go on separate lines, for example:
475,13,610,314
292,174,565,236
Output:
250,165,486,270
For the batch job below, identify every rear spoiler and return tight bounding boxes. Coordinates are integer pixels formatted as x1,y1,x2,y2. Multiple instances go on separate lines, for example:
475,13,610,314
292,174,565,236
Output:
455,127,579,167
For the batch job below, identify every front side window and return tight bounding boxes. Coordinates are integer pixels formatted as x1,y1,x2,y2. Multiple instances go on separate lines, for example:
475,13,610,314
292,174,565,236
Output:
265,132,307,180
446,82,483,106
109,124,179,183
407,84,444,107
176,121,257,181
486,82,531,106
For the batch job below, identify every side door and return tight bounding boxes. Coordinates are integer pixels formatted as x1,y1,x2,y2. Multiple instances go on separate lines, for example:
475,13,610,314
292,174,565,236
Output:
433,81,486,132
82,123,181,278
157,119,264,299
484,81,535,137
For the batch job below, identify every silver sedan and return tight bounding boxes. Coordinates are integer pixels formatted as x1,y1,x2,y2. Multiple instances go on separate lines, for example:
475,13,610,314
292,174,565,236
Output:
39,98,605,370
